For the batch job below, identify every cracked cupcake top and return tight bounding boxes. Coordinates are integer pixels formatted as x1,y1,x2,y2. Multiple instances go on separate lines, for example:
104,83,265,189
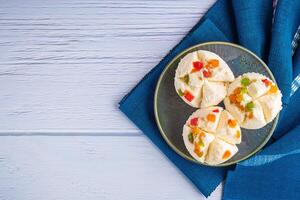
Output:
224,72,282,129
182,106,240,165
174,50,235,108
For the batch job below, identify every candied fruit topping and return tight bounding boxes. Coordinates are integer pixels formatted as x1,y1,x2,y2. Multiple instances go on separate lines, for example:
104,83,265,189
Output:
198,138,204,147
262,79,271,87
194,143,203,157
207,59,219,68
206,114,216,122
212,109,219,113
184,91,194,102
268,85,278,94
241,77,251,86
191,127,201,136
236,130,241,138
248,112,254,119
228,119,237,128
188,132,194,143
203,69,212,77
199,131,206,139
190,117,198,126
180,74,189,84
245,102,255,112
192,61,204,72
222,150,231,159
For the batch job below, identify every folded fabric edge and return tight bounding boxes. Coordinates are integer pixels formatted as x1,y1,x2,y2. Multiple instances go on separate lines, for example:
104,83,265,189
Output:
118,17,231,197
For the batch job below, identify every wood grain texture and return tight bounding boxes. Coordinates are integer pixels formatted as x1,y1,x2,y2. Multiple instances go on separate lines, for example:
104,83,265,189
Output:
0,136,222,200
0,0,216,132
0,1,223,199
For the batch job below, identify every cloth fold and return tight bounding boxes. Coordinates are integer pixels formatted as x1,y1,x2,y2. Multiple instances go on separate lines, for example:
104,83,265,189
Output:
119,0,300,198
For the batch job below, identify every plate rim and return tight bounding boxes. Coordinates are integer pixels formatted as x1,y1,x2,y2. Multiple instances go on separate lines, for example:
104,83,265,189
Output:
154,41,279,167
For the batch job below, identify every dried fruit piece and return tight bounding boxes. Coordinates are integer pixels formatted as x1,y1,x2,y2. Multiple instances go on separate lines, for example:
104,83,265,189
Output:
203,69,212,77
236,130,241,138
222,150,231,159
246,102,255,112
192,61,204,72
191,127,201,136
268,85,278,94
241,77,251,86
184,91,194,102
262,79,271,87
236,93,244,103
188,132,194,143
199,131,205,139
206,113,216,122
190,117,198,126
178,89,184,96
207,59,219,68
248,112,254,119
228,119,237,128
240,87,247,94
181,74,189,84
194,145,203,157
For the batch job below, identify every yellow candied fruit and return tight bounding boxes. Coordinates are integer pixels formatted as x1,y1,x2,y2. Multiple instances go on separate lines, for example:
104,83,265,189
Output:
206,114,216,122
191,127,201,137
236,93,243,103
236,130,241,138
222,150,231,159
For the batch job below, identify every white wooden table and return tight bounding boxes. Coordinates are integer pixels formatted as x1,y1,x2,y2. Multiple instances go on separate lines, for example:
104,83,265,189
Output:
0,0,222,199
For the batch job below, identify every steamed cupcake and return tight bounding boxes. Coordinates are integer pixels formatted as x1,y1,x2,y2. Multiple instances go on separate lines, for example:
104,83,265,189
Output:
182,106,241,165
174,50,234,108
224,72,282,129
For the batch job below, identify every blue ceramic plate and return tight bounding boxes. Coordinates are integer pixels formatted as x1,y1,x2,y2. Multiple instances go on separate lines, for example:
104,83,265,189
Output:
154,42,279,167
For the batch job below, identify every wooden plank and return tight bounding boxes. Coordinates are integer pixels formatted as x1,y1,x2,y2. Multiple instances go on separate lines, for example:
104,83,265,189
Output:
0,136,222,200
0,0,216,132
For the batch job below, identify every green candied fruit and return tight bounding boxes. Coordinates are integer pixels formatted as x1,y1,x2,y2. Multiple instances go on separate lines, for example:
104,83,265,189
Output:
182,74,189,84
178,89,184,96
240,87,248,94
198,139,204,147
188,132,194,143
241,77,251,87
246,101,255,112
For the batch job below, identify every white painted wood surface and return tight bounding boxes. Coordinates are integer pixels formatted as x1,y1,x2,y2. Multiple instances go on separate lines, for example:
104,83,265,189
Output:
0,136,222,200
0,0,222,199
0,0,215,132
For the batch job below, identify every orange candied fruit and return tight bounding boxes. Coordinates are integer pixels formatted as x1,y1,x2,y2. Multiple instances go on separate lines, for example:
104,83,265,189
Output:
222,150,231,159
229,93,237,103
236,130,241,139
228,119,237,128
194,145,203,157
199,131,206,139
207,59,219,68
268,85,278,94
233,87,241,94
206,113,216,122
248,112,254,119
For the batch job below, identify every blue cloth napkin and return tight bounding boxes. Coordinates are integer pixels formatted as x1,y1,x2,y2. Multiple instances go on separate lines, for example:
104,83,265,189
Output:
119,0,300,198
